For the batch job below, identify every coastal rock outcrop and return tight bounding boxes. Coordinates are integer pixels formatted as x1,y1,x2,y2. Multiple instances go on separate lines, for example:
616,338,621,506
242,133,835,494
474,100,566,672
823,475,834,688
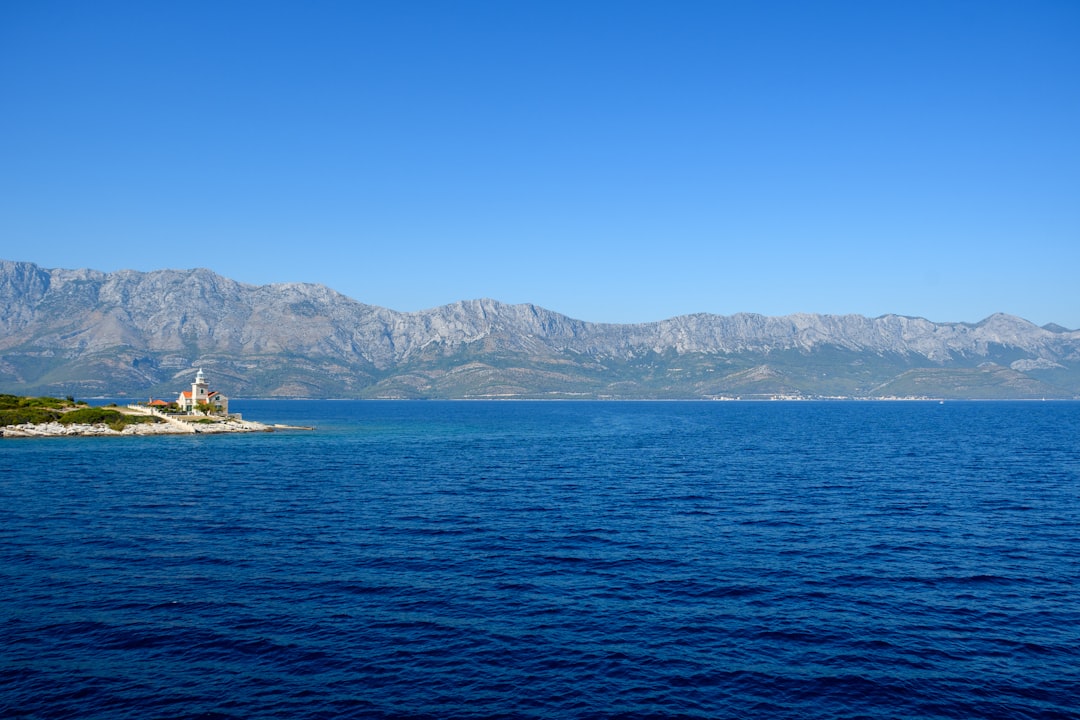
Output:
1,418,270,437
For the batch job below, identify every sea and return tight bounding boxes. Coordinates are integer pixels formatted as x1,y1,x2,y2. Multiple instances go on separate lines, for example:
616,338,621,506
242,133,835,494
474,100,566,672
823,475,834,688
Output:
2,400,1078,719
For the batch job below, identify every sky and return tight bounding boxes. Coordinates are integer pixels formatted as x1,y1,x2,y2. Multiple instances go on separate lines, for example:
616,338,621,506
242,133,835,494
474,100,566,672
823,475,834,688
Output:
2,1,1078,328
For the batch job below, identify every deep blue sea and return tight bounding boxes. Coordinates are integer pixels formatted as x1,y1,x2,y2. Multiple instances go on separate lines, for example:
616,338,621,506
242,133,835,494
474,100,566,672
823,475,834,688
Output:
2,400,1079,719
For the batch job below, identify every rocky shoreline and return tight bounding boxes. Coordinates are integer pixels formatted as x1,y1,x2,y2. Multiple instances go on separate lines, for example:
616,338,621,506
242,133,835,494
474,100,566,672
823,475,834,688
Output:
1,418,272,438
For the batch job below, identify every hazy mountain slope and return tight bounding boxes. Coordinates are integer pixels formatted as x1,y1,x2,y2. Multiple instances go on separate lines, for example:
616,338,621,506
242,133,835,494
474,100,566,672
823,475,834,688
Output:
2,260,1078,398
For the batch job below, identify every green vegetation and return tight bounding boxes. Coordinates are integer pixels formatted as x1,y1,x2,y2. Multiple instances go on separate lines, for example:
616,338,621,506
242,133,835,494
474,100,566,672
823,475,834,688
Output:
0,393,69,410
0,393,69,425
55,406,161,430
0,406,61,425
0,394,161,430
56,406,124,426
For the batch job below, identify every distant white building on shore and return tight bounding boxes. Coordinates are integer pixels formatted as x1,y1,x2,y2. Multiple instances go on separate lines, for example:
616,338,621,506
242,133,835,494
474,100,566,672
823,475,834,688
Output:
177,368,229,415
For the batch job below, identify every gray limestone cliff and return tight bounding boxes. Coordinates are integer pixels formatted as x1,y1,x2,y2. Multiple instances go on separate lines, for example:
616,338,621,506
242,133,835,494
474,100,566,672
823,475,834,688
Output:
2,260,1078,399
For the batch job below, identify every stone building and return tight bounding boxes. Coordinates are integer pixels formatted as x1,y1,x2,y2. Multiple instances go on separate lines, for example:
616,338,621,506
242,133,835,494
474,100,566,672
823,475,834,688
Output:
176,368,229,415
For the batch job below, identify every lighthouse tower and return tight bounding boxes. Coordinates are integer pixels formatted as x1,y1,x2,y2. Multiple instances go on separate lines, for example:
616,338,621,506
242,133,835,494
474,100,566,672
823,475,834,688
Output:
191,368,209,405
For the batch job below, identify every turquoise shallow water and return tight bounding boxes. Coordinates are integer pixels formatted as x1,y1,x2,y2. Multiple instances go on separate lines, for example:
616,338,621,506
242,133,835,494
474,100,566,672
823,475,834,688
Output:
2,400,1079,718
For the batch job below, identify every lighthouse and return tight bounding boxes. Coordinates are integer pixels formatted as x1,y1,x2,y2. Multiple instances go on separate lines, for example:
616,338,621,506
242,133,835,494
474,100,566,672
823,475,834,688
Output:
192,368,209,405
176,368,229,415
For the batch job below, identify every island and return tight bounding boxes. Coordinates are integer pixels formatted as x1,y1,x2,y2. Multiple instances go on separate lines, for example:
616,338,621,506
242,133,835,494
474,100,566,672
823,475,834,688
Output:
1,369,277,438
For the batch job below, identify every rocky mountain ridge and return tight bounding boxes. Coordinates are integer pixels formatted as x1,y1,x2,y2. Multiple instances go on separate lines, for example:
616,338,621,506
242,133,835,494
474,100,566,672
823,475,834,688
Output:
2,260,1078,399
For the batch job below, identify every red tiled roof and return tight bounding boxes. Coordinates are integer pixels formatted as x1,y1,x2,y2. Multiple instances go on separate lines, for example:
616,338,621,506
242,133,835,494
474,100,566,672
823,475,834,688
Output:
179,390,225,401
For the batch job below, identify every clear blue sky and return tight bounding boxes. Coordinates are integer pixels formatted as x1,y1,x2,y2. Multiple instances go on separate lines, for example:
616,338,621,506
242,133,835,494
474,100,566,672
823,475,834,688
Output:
2,1,1078,327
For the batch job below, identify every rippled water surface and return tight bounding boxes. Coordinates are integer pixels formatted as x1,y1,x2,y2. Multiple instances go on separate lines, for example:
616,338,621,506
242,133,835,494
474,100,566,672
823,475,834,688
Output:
2,400,1079,718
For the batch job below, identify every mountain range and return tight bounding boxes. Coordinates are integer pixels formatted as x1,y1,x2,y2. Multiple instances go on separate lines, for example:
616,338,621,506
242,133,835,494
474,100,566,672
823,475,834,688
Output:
2,260,1078,400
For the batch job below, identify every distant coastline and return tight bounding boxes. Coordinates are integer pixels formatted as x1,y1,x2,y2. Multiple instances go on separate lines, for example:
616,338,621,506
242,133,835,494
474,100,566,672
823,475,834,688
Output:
3,261,1078,401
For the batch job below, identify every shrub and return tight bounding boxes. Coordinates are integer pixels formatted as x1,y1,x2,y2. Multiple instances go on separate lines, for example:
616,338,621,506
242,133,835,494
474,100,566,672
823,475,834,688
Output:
123,415,162,426
23,396,67,409
0,407,61,425
0,394,67,411
58,407,124,425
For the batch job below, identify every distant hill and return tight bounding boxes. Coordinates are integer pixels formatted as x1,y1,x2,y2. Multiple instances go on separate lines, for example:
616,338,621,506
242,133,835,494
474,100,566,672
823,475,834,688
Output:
2,260,1078,399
